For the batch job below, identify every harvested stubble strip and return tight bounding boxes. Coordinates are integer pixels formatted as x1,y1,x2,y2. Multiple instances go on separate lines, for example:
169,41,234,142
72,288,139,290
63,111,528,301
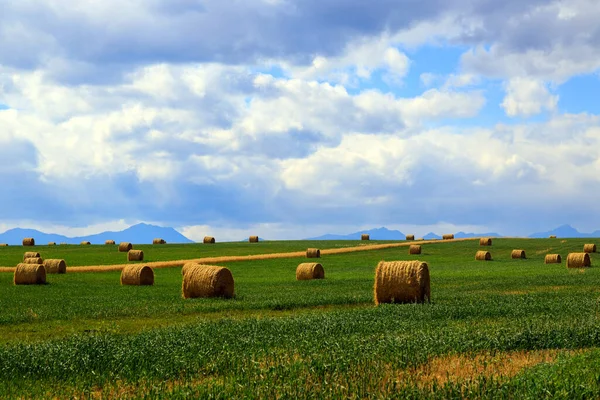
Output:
567,253,591,268
203,236,216,244
406,235,415,241
105,240,116,245
249,236,259,243
361,234,370,241
475,251,492,261
118,242,133,252
409,245,421,255
14,263,46,285
442,234,454,240
296,263,325,280
23,252,40,260
121,265,154,285
545,254,562,264
80,241,91,245
511,249,526,259
479,237,492,246
584,244,597,253
23,257,43,264
374,260,430,305
48,242,56,246
153,238,166,244
182,264,234,299
128,250,144,261
22,238,35,246
44,259,67,274
306,248,321,258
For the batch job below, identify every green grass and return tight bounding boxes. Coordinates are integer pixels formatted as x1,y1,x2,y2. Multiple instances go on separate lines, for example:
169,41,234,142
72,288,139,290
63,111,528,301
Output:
1,238,600,398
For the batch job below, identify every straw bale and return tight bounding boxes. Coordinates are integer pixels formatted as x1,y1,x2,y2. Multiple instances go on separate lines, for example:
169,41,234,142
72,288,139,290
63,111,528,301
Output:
584,244,597,253
80,241,91,245
182,262,201,276
249,236,259,243
121,265,154,286
23,257,43,264
442,234,454,240
511,249,526,259
567,253,591,268
409,245,422,255
406,235,415,241
0,243,7,246
182,264,234,299
361,234,370,241
48,242,56,246
105,240,116,245
203,236,216,244
22,238,35,246
14,263,46,285
475,251,492,261
23,251,40,260
118,242,133,252
44,259,67,274
374,260,430,305
296,263,325,280
306,248,321,258
549,235,557,239
153,238,166,244
128,249,144,261
544,254,561,264
479,238,492,246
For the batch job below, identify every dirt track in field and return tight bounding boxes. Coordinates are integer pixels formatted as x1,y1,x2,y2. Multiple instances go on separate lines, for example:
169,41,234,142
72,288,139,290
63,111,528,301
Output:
0,238,478,273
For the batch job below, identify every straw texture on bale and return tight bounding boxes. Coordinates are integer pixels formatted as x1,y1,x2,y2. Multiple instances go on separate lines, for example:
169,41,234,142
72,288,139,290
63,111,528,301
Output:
296,263,325,280
374,260,430,305
23,257,43,264
584,244,597,253
511,249,526,259
203,236,216,244
361,234,370,241
549,235,557,239
544,254,562,264
306,248,321,258
44,259,67,274
153,238,166,244
121,265,154,286
48,242,56,246
406,235,415,241
409,245,422,255
118,242,133,252
80,241,91,245
128,250,144,261
23,252,40,260
22,238,35,246
567,253,591,268
479,238,492,246
182,264,234,299
105,240,116,245
475,251,492,261
249,236,259,243
442,234,454,240
14,263,46,285
181,262,201,276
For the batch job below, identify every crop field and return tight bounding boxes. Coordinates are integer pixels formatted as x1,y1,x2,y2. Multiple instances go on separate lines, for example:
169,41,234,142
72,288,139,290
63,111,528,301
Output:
1,238,600,398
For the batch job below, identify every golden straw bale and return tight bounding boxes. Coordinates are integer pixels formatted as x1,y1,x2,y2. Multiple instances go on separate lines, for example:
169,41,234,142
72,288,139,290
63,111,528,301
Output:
584,244,597,253
121,265,154,286
549,235,557,239
409,245,422,255
306,248,321,258
23,252,40,260
374,260,430,305
80,241,91,245
203,236,216,244
511,249,526,259
118,242,133,252
0,243,7,247
296,263,325,280
479,238,492,246
14,263,46,285
249,236,259,243
442,234,454,240
105,240,116,245
416,238,424,241
361,234,370,241
475,251,492,261
153,238,166,244
182,262,201,276
544,254,562,264
44,259,67,274
128,250,144,261
23,257,43,264
48,242,56,246
22,238,35,246
406,235,415,241
182,264,234,299
567,253,591,268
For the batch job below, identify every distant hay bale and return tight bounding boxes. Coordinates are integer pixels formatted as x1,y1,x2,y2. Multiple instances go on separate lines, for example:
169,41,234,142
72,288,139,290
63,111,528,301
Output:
584,244,597,253
118,242,133,252
475,251,492,261
406,235,415,241
120,265,154,286
22,238,35,246
14,263,46,285
48,242,56,246
249,236,259,243
128,249,144,261
153,238,166,244
409,245,422,255
23,252,40,261
479,238,492,246
296,263,325,280
44,259,67,274
23,257,43,264
544,254,562,264
80,241,91,245
374,260,430,305
567,253,591,268
361,234,370,241
306,248,321,258
511,249,526,259
203,236,216,244
182,264,235,299
416,238,424,241
549,235,557,239
105,240,116,245
0,243,7,247
442,234,454,240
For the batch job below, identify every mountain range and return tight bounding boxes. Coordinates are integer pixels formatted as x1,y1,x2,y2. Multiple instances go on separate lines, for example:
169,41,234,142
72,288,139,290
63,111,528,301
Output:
305,227,502,240
528,224,600,238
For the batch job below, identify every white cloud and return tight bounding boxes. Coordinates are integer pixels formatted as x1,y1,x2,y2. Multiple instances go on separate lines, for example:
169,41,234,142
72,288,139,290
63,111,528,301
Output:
501,77,558,117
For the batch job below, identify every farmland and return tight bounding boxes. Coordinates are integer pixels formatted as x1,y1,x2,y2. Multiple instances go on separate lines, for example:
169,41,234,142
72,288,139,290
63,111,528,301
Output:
1,238,600,398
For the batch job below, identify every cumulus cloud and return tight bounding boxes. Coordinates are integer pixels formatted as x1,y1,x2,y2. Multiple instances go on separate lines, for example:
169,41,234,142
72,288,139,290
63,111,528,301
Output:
501,77,558,117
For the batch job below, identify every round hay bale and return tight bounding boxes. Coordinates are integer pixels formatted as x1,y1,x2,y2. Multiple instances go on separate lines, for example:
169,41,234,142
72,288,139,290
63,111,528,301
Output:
118,242,133,252
549,235,557,239
416,238,424,241
48,242,56,246
475,251,492,261
544,254,562,264
479,238,492,246
105,240,116,245
23,251,40,260
128,249,144,261
203,236,216,244
296,263,325,280
583,244,597,253
121,265,154,286
406,235,415,241
374,260,430,305
23,257,43,264
182,264,235,299
249,236,259,243
306,248,321,258
182,262,201,276
44,259,67,274
22,238,35,246
511,249,526,259
567,253,591,268
442,234,454,240
14,263,46,285
0,243,8,247
153,238,166,244
409,245,421,255
361,234,370,241
80,241,91,245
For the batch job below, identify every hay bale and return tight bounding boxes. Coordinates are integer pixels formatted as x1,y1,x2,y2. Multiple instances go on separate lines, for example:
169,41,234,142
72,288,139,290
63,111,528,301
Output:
306,248,321,258
128,249,144,261
406,235,415,241
442,234,454,240
44,259,67,274
361,234,370,241
23,257,43,264
23,252,40,260
296,263,325,280
182,262,201,276
22,238,35,246
475,251,492,261
544,254,562,264
48,242,56,246
511,249,526,259
549,235,557,239
80,241,91,245
118,242,133,252
479,238,492,246
105,240,116,245
182,264,234,299
14,263,46,285
373,260,430,305
0,243,7,246
409,245,421,255
203,236,216,244
121,265,154,286
584,244,597,253
416,238,424,241
153,238,166,244
567,253,591,268
249,236,259,243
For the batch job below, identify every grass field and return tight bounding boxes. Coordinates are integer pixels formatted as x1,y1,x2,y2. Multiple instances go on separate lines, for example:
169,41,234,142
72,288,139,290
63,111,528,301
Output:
1,238,600,398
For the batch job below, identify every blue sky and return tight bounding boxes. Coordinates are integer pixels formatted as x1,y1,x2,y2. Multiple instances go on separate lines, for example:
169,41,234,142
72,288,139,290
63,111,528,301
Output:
0,0,599,241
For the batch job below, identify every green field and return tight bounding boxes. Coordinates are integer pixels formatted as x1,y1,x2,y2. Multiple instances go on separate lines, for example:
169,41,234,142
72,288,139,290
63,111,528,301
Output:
1,238,600,398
